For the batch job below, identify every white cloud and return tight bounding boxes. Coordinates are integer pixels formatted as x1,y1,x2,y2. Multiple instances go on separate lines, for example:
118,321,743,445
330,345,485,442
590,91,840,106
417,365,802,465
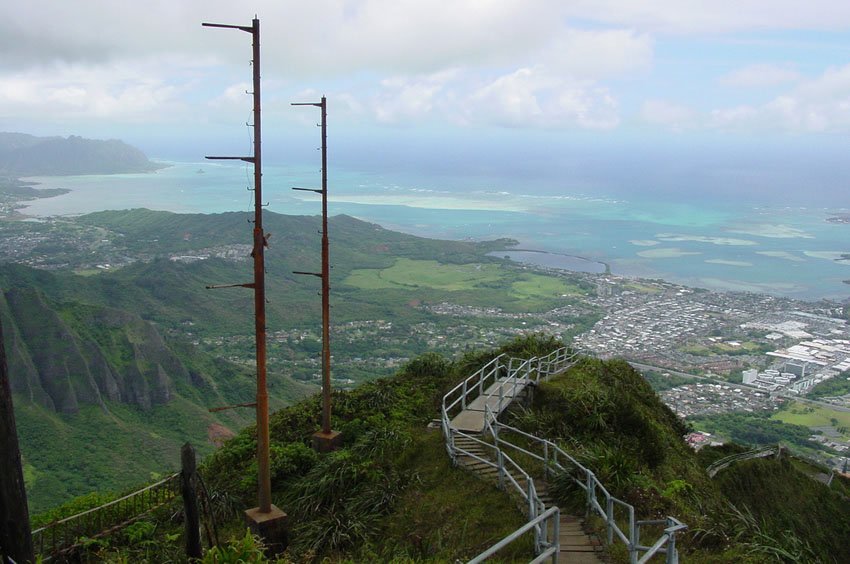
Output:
641,99,696,131
719,64,801,88
543,29,654,79
372,70,458,124
208,82,252,107
0,60,184,122
709,64,850,132
466,66,619,129
561,1,850,33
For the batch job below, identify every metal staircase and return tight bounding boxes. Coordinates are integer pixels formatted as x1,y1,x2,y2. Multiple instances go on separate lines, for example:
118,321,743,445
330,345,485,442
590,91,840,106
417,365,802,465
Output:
441,347,687,563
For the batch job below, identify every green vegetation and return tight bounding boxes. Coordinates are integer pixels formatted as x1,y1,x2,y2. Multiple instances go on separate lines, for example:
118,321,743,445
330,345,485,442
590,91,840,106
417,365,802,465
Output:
344,257,589,313
344,258,505,290
689,412,833,460
808,372,850,399
679,340,773,357
196,338,553,561
638,368,693,391
0,210,600,513
702,451,850,564
27,338,850,563
772,402,850,441
504,357,850,562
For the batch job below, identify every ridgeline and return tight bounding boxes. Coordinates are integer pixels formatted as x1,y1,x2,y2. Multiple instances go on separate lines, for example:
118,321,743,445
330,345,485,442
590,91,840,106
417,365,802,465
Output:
31,336,850,563
0,133,161,176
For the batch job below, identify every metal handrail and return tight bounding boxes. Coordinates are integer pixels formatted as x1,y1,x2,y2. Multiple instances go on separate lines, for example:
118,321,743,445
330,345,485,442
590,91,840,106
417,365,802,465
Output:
442,347,686,564
467,506,560,564
494,421,685,563
706,444,781,478
31,473,180,559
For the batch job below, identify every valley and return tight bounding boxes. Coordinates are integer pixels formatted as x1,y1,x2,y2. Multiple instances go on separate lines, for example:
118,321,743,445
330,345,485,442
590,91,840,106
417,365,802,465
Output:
2,204,849,513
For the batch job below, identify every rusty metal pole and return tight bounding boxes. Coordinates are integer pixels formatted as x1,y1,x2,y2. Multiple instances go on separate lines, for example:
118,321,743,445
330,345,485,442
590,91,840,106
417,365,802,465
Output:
249,16,272,517
291,97,340,451
319,97,332,435
202,16,273,517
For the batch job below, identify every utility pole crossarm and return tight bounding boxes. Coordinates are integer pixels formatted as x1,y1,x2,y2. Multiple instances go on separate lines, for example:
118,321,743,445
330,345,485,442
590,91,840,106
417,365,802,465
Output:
201,22,253,32
205,156,256,163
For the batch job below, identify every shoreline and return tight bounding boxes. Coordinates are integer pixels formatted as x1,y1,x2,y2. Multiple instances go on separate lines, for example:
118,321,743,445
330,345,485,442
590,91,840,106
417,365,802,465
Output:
492,248,611,275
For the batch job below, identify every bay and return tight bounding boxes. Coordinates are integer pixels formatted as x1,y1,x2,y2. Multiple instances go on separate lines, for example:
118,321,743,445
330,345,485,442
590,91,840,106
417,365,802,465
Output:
19,160,850,301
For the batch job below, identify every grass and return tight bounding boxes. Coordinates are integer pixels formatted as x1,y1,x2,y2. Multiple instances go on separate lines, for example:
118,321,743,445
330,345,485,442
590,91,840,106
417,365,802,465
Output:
510,273,583,299
343,258,504,291
680,340,771,356
344,258,588,314
623,282,663,294
363,430,532,562
772,401,850,439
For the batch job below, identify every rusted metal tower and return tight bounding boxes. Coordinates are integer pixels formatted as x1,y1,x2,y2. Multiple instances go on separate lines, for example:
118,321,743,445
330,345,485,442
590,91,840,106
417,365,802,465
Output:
202,17,287,537
293,97,341,452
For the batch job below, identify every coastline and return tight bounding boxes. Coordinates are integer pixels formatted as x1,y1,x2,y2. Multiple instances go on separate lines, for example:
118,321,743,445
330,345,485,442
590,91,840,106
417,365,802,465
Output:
491,248,611,275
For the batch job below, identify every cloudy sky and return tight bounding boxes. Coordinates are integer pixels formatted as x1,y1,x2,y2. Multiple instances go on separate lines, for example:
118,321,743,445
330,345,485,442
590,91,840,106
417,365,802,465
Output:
2,1,850,165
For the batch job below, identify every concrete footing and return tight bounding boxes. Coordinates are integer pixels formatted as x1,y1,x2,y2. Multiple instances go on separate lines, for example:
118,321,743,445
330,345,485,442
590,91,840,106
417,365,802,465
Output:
244,504,288,553
311,429,342,452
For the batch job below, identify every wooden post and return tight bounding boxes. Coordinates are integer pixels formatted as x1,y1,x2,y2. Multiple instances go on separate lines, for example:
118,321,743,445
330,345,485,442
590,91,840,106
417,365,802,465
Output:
181,443,201,560
0,317,34,564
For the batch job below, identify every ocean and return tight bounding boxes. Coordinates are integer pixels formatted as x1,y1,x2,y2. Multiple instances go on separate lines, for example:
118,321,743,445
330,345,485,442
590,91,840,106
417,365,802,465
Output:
19,159,850,301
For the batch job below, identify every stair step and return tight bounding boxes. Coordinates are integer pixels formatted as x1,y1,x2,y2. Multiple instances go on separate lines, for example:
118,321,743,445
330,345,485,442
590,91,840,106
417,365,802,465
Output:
560,546,601,553
556,552,604,563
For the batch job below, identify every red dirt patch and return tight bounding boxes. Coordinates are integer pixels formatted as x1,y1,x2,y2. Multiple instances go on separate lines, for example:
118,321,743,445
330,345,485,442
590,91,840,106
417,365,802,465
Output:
207,423,235,448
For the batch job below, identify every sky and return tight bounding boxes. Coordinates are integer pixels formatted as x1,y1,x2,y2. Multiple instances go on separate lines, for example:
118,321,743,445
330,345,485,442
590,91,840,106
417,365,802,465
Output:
2,1,850,172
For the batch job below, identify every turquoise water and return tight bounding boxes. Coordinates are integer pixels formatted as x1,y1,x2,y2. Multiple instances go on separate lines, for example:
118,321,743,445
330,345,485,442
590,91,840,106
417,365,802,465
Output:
19,160,850,301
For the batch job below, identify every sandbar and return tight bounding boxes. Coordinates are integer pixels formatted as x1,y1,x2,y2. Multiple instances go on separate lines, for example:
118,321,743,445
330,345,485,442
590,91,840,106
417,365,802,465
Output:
637,247,702,259
755,251,805,262
704,259,753,267
656,233,757,246
728,224,814,239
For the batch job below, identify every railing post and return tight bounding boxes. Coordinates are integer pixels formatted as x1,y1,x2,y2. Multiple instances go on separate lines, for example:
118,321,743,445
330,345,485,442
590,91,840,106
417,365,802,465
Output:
499,382,504,413
181,443,202,560
497,450,505,490
606,496,614,545
635,522,642,564
585,473,595,519
544,442,549,479
629,505,638,564
552,511,560,564
666,531,678,564
528,480,538,550
462,380,467,409
666,518,678,564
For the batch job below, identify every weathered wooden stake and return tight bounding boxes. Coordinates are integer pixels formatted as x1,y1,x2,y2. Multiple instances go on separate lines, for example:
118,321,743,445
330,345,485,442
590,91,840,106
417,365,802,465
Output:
181,443,201,560
0,317,34,564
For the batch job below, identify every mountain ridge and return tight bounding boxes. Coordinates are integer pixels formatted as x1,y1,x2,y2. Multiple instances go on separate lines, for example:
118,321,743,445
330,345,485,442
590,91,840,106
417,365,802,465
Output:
0,132,162,176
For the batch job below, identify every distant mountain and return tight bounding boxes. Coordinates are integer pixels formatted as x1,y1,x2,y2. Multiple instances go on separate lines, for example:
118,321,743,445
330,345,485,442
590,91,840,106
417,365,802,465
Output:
0,264,312,511
0,132,162,176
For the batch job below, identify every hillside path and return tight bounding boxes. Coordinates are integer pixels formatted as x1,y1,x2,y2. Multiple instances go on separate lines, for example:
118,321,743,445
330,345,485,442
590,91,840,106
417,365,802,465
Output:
453,434,605,563
450,377,531,433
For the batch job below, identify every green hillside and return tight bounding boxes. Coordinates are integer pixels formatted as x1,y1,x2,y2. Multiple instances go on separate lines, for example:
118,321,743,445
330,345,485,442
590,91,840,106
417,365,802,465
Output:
0,209,600,513
0,277,312,512
51,338,849,563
